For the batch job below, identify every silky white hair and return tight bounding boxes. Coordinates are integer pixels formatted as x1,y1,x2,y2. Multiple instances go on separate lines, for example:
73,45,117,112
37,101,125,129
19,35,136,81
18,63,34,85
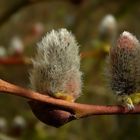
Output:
30,28,82,100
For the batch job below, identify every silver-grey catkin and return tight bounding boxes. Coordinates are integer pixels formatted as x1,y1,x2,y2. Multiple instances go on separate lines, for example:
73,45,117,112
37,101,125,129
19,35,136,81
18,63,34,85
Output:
107,31,140,96
30,28,82,100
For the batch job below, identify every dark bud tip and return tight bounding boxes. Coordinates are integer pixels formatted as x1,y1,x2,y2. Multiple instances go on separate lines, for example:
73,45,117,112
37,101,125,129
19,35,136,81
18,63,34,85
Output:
28,100,76,128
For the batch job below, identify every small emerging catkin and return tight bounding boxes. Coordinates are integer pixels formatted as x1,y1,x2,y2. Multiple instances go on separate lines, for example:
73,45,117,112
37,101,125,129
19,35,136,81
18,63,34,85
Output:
30,28,82,101
107,31,140,96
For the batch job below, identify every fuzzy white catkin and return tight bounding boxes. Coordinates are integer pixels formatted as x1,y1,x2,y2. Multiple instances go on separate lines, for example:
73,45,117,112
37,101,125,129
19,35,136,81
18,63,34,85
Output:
30,28,82,100
107,31,140,96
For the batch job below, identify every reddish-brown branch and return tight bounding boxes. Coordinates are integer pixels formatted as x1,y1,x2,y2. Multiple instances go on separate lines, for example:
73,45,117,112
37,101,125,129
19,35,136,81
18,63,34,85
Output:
0,80,140,127
0,56,31,65
0,49,107,65
0,79,139,116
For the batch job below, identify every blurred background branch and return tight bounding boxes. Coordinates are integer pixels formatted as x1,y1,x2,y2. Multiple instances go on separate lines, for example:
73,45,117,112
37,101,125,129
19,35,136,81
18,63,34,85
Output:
0,56,31,65
0,0,55,26
0,48,107,65
0,0,86,27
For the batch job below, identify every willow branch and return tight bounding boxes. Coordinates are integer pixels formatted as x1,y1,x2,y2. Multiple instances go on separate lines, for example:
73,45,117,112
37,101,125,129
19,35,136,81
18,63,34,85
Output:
1,79,140,127
0,56,31,65
0,49,107,65
0,79,140,118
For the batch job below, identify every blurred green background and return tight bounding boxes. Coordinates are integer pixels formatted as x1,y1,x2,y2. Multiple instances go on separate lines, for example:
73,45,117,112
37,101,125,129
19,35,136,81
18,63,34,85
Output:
0,0,140,140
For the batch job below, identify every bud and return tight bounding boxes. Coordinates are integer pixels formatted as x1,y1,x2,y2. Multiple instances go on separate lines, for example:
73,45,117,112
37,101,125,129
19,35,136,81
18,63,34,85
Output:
30,28,82,101
99,14,117,43
0,118,7,133
12,116,26,129
8,36,24,56
11,116,26,137
108,31,140,96
31,22,44,37
0,46,7,58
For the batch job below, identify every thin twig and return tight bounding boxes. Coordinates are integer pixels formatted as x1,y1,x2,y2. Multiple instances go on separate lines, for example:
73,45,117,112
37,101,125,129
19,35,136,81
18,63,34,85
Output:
0,49,107,65
0,56,31,65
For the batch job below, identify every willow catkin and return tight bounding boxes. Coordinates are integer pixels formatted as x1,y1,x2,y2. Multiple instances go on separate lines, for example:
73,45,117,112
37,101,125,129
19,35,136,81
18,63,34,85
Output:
108,31,140,96
30,28,82,101
99,14,117,43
